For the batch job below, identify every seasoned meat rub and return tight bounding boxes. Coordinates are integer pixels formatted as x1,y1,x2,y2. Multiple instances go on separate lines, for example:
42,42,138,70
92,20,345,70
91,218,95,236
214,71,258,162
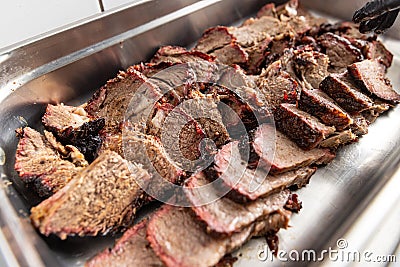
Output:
30,150,150,239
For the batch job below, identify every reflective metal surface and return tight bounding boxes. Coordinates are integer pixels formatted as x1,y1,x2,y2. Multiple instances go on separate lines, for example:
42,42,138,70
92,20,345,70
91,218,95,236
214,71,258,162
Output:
0,0,399,266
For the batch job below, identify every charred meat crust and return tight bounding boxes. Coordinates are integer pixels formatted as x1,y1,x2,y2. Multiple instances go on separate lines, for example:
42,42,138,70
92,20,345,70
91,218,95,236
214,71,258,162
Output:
274,103,335,150
298,88,353,131
319,73,374,114
42,104,105,162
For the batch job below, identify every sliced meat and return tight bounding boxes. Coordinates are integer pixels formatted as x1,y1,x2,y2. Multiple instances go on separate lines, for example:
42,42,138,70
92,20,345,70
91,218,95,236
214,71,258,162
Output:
30,150,150,240
147,205,290,267
254,124,335,173
361,40,393,69
292,47,330,89
151,46,215,64
119,129,184,199
319,73,374,114
85,68,162,135
85,219,163,267
213,141,317,201
203,81,271,134
298,88,353,131
257,60,300,110
348,60,400,103
274,103,335,150
231,16,284,47
15,127,85,197
184,171,290,234
194,26,235,53
156,97,230,170
210,43,249,66
318,33,363,72
42,104,104,162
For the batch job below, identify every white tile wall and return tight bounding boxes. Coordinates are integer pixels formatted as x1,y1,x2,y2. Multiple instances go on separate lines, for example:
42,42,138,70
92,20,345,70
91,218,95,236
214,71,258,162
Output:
0,0,102,50
0,0,145,51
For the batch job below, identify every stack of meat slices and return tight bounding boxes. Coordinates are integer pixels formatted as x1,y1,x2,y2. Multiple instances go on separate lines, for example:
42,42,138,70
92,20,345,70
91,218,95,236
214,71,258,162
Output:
14,0,399,266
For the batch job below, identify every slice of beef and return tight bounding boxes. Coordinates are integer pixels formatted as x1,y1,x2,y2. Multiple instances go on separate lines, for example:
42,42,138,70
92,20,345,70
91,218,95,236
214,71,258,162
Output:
30,150,150,240
256,60,300,110
213,141,316,201
231,16,284,47
210,43,249,66
319,130,357,148
274,103,335,150
361,40,393,69
118,129,184,200
292,47,330,89
42,104,104,162
193,22,276,72
150,46,215,64
298,88,353,131
319,73,374,114
318,33,363,72
155,97,230,170
253,124,335,173
194,26,235,54
85,68,162,135
348,60,400,103
15,127,85,197
184,171,290,234
147,205,290,267
203,74,273,135
100,127,180,186
85,219,163,267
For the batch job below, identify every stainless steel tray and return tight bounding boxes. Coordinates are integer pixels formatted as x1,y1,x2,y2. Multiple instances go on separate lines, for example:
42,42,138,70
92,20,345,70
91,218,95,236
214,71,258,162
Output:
0,0,399,266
